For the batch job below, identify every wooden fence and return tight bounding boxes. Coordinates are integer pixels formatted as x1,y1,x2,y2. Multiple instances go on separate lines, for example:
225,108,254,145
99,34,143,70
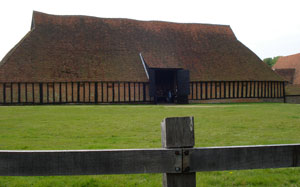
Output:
0,117,299,186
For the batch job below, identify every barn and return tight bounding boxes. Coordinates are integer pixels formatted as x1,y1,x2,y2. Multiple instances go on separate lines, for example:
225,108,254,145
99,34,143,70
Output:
272,53,300,103
0,11,285,104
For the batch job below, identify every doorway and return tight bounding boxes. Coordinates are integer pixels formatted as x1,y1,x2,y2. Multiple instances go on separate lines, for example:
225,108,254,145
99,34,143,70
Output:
149,68,190,104
155,69,177,103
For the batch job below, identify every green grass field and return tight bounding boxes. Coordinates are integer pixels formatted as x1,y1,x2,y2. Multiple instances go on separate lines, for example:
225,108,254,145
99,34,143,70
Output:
0,103,300,186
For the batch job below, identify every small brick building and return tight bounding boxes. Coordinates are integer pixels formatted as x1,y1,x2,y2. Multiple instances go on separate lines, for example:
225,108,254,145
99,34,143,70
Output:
273,53,300,86
0,11,285,104
272,53,300,103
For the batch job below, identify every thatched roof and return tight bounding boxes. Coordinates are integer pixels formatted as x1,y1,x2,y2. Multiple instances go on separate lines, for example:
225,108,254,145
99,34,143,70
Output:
0,11,284,82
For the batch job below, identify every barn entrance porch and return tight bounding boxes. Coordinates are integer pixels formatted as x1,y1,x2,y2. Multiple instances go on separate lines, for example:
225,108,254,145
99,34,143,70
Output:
149,68,190,104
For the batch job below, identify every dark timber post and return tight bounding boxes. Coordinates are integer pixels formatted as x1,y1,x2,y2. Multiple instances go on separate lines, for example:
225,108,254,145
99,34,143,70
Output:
11,83,13,104
77,82,80,103
53,83,55,103
94,82,98,103
205,82,208,99
119,82,121,102
223,81,226,98
59,82,62,103
66,82,68,103
25,83,27,103
84,82,86,103
196,82,198,99
32,83,35,103
39,83,43,104
112,82,115,103
101,82,104,103
161,117,196,187
71,82,74,103
283,82,286,103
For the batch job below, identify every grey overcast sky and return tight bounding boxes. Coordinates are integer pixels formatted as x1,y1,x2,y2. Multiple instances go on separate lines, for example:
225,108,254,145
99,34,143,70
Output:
0,0,299,61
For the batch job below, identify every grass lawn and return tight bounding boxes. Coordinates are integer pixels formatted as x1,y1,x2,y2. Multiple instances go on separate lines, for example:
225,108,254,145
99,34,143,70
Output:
0,103,300,186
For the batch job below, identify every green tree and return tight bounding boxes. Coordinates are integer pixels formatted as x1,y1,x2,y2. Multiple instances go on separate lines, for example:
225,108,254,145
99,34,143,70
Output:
263,56,281,67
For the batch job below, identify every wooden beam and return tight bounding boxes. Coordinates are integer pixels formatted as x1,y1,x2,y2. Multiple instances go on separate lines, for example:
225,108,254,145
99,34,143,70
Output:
195,82,198,100
106,82,109,103
25,83,28,103
119,82,121,102
77,82,80,103
83,82,86,102
11,83,13,103
200,82,203,100
232,81,235,98
101,82,104,102
205,82,208,100
214,82,217,99
111,82,115,103
188,144,300,172
66,82,68,103
134,82,136,102
210,82,212,99
54,83,56,103
124,82,126,102
223,81,226,98
0,149,181,176
94,82,98,103
39,83,43,104
237,82,239,98
128,82,131,102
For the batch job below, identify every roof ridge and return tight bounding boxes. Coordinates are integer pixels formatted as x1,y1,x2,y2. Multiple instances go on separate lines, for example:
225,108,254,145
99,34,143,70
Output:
280,52,300,59
32,10,231,28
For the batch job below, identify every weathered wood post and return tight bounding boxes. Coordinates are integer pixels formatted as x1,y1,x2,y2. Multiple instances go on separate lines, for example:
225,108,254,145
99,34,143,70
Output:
161,116,196,187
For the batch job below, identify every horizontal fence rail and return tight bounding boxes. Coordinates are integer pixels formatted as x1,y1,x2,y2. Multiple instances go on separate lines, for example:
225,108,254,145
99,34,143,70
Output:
0,117,299,187
0,145,299,177
0,149,181,176
189,81,285,100
186,144,300,172
0,82,152,104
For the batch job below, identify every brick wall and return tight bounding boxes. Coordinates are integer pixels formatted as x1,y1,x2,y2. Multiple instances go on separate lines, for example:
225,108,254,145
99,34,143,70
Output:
285,95,300,104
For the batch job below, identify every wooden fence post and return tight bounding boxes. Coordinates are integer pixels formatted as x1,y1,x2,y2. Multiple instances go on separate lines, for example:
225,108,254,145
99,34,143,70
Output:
161,116,196,187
